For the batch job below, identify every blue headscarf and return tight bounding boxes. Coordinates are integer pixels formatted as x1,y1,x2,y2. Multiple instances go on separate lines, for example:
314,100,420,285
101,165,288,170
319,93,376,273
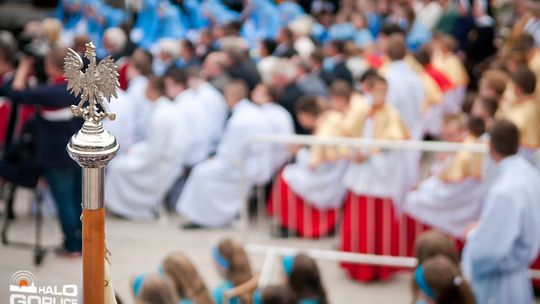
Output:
183,0,210,30
201,0,239,25
241,0,281,43
278,1,305,25
57,0,82,30
132,0,160,47
327,22,355,41
157,1,188,40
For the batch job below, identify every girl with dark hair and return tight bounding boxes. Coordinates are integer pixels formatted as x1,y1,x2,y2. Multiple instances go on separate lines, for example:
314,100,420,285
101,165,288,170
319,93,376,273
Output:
280,253,328,304
413,255,476,304
162,251,214,304
212,238,254,304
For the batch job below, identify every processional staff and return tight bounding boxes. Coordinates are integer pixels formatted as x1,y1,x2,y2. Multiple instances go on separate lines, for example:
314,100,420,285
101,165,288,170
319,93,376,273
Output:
64,42,119,304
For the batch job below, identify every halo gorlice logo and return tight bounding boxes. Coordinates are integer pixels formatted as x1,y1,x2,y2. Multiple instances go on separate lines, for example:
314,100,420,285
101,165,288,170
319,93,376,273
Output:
9,270,78,303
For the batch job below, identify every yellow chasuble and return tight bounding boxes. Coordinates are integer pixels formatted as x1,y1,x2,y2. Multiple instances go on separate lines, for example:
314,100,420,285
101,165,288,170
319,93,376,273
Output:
342,94,410,153
528,51,540,96
438,135,484,183
432,50,469,87
498,81,517,118
309,109,349,166
503,96,540,149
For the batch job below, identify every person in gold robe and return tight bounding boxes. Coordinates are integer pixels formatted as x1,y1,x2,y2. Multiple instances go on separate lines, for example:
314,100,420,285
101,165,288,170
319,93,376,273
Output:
431,34,469,114
404,114,486,241
267,81,353,238
502,66,540,169
339,74,410,282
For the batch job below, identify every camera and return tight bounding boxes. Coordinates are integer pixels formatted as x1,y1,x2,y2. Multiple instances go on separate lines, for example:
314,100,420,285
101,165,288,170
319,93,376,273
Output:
16,33,50,84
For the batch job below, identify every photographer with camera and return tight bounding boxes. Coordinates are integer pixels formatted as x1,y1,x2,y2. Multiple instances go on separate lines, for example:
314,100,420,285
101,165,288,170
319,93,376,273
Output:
3,47,84,257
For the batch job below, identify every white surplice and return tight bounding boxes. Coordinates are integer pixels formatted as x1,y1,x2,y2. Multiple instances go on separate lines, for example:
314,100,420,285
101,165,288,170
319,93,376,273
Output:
105,97,183,220
173,89,221,167
187,82,228,154
126,75,155,143
177,99,273,227
103,90,136,157
256,102,295,185
403,176,485,237
462,155,540,304
283,148,349,209
343,118,409,205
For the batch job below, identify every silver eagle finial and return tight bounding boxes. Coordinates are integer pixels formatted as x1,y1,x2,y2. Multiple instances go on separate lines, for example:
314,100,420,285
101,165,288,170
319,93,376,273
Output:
64,42,119,123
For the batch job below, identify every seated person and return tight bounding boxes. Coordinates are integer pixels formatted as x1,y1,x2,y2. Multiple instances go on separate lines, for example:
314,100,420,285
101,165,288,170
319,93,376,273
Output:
339,75,410,282
251,83,295,185
274,253,328,304
267,81,353,238
106,76,184,220
162,251,214,303
177,80,273,228
412,255,475,304
404,114,486,242
132,272,179,304
211,238,255,304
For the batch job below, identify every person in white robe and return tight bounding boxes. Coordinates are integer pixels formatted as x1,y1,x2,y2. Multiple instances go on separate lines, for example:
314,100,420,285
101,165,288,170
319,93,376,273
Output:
126,49,155,143
382,34,425,192
103,90,136,158
177,80,273,228
105,77,184,220
250,83,294,185
462,120,540,304
383,34,425,140
404,115,486,237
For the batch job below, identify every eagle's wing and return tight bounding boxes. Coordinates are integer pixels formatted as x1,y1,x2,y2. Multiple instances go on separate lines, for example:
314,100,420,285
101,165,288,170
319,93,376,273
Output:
96,55,119,102
63,48,85,98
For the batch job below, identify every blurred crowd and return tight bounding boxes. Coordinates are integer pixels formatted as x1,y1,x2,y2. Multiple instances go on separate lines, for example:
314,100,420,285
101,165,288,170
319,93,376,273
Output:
1,0,540,303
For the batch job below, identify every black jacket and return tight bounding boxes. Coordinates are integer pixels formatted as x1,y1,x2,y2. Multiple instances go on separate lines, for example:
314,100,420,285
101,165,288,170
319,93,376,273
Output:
4,82,83,169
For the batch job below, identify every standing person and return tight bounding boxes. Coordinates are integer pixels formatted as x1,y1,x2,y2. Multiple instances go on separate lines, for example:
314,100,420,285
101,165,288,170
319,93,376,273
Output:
501,66,540,169
339,75,410,282
106,76,182,220
177,80,272,228
462,120,540,304
6,48,83,256
383,33,425,140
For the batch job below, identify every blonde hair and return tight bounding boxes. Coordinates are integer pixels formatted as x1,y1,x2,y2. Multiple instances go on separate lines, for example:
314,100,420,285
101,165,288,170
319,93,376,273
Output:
162,252,213,304
134,273,179,304
217,238,253,304
41,18,63,46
